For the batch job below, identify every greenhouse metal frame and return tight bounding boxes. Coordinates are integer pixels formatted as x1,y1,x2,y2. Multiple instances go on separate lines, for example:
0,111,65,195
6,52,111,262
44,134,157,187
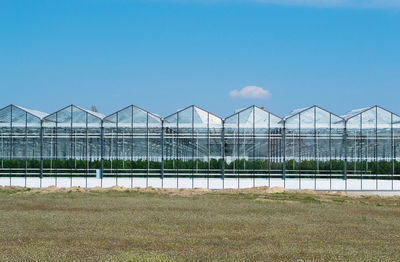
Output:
1,104,400,190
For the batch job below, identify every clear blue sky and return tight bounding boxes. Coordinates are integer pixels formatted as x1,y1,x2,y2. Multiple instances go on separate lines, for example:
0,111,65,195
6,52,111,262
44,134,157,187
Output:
1,0,399,118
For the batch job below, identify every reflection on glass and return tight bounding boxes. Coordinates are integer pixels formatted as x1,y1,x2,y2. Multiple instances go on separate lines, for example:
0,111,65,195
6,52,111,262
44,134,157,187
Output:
0,104,399,190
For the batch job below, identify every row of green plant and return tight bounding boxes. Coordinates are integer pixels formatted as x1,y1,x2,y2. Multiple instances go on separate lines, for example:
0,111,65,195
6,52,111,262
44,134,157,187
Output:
1,158,400,175
285,159,396,175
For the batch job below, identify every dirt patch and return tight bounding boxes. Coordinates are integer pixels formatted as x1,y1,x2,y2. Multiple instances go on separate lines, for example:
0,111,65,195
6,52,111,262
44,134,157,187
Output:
2,185,400,201
26,186,89,194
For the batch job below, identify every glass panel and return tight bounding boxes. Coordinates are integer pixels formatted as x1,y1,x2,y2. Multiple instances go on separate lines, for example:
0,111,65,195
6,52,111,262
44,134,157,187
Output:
117,107,133,127
315,108,330,177
133,108,147,125
377,108,392,179
43,118,56,176
87,114,101,175
87,114,101,127
299,108,315,179
0,106,11,176
224,114,238,177
346,115,362,179
72,107,87,128
132,110,148,176
0,106,12,126
11,107,26,175
10,107,26,176
393,115,400,186
72,107,87,176
177,107,193,176
362,108,377,180
254,107,269,177
149,116,162,176
209,114,223,175
115,107,132,177
57,107,72,127
285,114,300,177
164,113,178,176
12,107,26,127
331,114,345,179
148,113,161,124
193,107,209,176
0,106,44,177
238,107,254,176
56,107,72,176
103,113,117,177
26,114,41,176
270,114,283,176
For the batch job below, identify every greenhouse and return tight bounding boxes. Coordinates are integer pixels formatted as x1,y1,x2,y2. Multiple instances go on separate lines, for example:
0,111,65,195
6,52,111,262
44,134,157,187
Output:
0,104,399,190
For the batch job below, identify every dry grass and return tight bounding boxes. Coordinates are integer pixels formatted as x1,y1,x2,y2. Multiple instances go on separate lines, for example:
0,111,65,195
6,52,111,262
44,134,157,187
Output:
0,186,400,261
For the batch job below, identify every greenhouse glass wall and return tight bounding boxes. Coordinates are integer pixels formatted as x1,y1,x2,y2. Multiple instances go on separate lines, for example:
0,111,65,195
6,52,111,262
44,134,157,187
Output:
163,106,223,188
41,105,103,187
0,105,44,181
283,106,346,190
1,104,400,190
224,106,283,186
102,105,162,187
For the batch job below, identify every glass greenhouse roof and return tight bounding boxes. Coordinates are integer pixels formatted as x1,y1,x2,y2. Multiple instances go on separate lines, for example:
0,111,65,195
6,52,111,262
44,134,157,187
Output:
11,105,48,119
282,107,310,120
341,107,372,120
1,104,399,123
75,105,106,119
164,105,222,125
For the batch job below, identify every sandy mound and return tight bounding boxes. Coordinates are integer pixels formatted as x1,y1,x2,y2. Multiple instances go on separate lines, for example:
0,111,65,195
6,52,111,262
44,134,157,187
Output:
28,186,90,194
228,186,287,194
109,186,128,191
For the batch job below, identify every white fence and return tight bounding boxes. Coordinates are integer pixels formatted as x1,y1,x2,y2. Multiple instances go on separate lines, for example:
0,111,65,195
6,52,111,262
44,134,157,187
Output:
1,176,400,191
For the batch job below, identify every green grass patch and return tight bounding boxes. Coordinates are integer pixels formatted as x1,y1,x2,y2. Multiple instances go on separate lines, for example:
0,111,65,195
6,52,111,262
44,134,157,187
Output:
0,188,400,261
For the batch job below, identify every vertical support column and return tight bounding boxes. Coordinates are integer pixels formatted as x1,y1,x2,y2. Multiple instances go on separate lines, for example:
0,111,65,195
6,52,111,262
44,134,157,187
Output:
207,113,210,189
25,113,28,187
85,113,88,188
298,114,301,190
391,113,394,190
70,106,73,188
9,106,12,186
344,120,348,190
191,107,194,189
1,128,3,178
40,119,43,181
131,108,134,188
360,115,363,190
161,119,164,187
314,107,317,191
221,119,225,186
329,114,332,190
146,113,149,187
100,121,104,187
176,113,179,189
116,113,119,186
252,106,256,188
55,113,58,187
282,121,286,182
237,113,240,189
268,113,271,187
375,107,378,190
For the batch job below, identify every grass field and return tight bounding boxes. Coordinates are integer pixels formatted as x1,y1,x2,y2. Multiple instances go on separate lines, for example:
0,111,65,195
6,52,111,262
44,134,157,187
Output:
0,186,400,262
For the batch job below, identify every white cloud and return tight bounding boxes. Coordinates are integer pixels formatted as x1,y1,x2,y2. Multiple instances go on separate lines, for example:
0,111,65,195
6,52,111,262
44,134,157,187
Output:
230,86,271,99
